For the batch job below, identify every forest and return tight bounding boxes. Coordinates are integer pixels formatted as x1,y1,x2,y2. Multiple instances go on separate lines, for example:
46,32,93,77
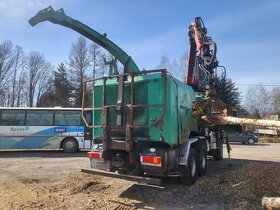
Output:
0,36,279,119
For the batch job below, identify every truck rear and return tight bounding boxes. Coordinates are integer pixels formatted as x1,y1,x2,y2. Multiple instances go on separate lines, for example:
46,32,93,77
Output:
82,69,224,185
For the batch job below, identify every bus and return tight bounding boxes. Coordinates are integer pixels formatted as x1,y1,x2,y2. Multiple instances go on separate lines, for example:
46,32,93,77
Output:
0,107,92,152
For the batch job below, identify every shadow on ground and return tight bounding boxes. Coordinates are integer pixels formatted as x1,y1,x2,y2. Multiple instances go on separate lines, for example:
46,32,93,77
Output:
0,150,87,158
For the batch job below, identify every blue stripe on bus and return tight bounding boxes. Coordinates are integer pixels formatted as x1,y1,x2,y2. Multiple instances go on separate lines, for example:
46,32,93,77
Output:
11,126,84,148
17,136,49,148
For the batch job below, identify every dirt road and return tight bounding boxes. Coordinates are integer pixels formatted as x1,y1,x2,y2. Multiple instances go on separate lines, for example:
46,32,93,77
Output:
0,143,279,210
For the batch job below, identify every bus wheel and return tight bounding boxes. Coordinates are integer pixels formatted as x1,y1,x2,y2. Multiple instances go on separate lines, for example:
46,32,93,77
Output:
179,148,198,185
62,138,79,153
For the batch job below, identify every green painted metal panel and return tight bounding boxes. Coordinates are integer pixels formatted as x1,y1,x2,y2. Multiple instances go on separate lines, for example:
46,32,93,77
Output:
160,77,179,145
92,73,198,146
176,80,198,144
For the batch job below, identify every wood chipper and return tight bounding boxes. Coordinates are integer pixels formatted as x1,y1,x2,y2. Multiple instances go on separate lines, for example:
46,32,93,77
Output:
29,7,256,185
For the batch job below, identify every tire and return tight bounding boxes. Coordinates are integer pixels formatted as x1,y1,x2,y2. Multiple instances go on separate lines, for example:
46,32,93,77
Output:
247,138,255,145
197,144,207,176
62,138,79,153
179,148,198,185
213,139,223,161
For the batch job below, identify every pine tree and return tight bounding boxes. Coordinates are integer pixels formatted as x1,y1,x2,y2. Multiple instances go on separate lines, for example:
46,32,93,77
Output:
214,73,241,109
54,62,72,107
37,63,72,107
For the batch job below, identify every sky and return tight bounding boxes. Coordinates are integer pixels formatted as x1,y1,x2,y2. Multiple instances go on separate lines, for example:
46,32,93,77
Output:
0,0,280,100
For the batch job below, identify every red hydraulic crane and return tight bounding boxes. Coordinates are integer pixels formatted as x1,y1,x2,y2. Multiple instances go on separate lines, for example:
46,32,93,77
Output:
185,17,219,93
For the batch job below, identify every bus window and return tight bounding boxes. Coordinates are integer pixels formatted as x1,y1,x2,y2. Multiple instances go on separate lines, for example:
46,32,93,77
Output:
54,111,81,126
26,110,54,126
1,110,25,125
84,111,92,126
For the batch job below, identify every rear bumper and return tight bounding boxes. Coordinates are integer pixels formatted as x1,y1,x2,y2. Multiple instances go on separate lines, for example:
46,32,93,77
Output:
81,168,162,185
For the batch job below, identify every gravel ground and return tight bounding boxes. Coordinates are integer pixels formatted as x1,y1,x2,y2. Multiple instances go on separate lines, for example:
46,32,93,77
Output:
0,143,279,210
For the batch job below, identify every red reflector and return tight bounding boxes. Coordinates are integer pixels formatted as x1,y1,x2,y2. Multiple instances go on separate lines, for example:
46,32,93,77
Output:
87,152,102,159
141,155,161,165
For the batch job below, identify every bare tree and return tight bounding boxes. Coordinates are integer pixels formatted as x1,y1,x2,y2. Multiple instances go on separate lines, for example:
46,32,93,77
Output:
158,55,185,80
89,43,105,78
170,60,180,79
11,46,24,107
36,62,53,107
16,70,27,107
270,87,280,114
26,51,51,107
0,41,15,105
179,53,187,81
244,85,272,118
68,36,91,107
158,56,171,71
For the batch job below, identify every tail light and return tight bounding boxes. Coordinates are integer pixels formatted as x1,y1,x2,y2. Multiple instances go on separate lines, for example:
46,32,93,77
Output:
87,151,102,159
140,155,161,167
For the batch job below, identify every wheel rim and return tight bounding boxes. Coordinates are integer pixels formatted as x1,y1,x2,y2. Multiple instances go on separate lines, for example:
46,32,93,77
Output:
64,141,75,150
248,139,254,144
191,156,197,177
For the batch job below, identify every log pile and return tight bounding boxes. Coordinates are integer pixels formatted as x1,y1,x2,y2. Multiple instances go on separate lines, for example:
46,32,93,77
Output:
221,117,280,129
262,197,280,210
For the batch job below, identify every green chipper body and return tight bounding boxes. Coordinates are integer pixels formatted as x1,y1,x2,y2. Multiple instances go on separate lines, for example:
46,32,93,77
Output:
92,72,198,147
29,6,230,185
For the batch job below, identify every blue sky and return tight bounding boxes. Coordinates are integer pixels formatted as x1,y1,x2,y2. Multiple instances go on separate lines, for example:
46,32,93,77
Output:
0,0,280,99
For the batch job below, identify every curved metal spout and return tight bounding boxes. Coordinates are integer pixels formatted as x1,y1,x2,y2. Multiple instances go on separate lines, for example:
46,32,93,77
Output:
29,6,140,73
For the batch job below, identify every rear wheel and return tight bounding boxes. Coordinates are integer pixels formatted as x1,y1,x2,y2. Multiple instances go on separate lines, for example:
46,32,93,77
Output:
197,143,207,176
62,138,79,153
179,148,198,185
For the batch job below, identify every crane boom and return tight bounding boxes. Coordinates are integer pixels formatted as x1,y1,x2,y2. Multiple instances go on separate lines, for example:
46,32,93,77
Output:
28,6,140,74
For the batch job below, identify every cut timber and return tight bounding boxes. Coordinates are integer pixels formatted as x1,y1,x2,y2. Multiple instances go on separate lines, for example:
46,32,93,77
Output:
262,197,280,210
221,117,280,128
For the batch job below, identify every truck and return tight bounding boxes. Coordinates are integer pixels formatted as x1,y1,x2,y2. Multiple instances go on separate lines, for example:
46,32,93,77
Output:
29,7,239,185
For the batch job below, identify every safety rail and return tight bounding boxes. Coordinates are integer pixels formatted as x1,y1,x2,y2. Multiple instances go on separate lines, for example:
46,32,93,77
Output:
81,69,167,164
81,69,167,130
